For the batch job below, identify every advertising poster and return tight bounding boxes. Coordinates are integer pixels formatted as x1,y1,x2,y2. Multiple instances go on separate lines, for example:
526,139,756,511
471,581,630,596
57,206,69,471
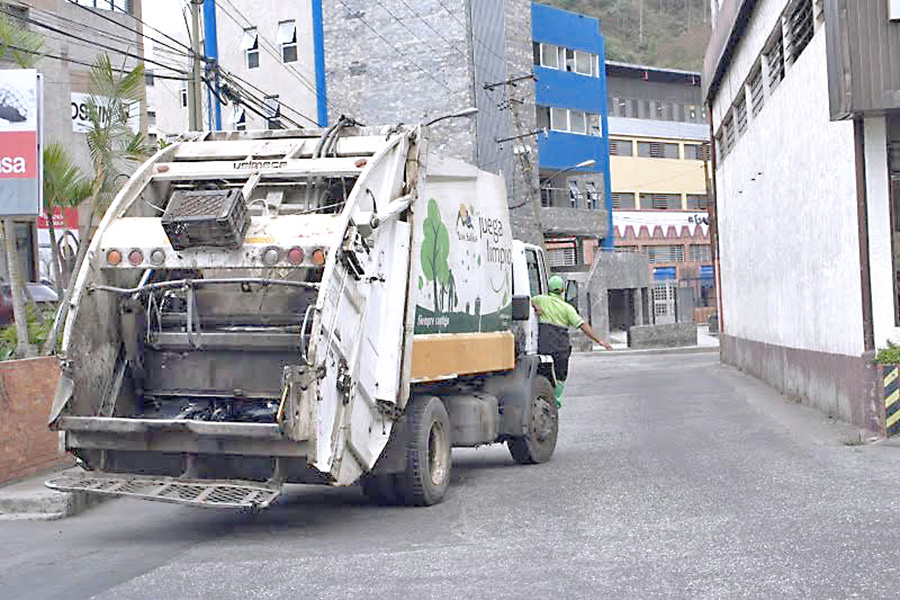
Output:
0,69,41,217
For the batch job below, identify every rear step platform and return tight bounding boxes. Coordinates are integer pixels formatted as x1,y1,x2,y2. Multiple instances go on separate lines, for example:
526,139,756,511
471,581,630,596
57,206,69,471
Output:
45,473,282,510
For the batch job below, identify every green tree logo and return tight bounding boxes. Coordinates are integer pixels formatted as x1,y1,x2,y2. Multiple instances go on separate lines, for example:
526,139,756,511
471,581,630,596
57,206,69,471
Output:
421,198,451,313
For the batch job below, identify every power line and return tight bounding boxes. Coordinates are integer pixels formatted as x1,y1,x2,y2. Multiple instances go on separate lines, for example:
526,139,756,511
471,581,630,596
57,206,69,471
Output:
1,42,190,80
336,0,465,99
396,0,468,60
371,0,462,65
216,0,336,117
435,0,508,65
0,7,192,75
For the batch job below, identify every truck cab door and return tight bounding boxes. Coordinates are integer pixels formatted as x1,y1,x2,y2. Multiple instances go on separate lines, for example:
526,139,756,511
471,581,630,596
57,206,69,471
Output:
511,242,548,356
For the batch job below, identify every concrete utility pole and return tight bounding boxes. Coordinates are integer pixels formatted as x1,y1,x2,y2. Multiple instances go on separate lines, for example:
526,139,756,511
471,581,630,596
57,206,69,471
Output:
188,0,204,131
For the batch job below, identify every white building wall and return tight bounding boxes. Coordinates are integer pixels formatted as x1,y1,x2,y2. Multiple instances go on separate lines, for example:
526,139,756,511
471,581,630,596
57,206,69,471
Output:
216,0,319,129
864,116,900,350
713,18,864,356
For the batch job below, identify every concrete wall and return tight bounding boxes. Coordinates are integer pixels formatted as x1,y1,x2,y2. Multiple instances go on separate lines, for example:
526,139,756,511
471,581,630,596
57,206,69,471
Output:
863,115,900,351
712,20,863,357
0,357,68,484
629,322,698,349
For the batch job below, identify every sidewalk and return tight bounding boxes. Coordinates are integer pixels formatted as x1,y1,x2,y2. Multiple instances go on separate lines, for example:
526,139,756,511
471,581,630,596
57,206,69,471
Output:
0,467,104,521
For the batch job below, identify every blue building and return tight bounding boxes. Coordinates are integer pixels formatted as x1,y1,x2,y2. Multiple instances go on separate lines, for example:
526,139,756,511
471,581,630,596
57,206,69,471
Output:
532,2,613,266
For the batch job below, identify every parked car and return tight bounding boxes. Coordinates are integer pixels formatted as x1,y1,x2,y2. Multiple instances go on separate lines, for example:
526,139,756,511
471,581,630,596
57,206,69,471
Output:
0,281,59,326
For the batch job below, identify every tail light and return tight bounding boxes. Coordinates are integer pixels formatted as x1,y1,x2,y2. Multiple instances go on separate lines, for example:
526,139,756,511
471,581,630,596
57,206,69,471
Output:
262,247,280,266
311,248,326,266
106,250,122,266
128,249,144,266
149,249,166,265
287,247,304,265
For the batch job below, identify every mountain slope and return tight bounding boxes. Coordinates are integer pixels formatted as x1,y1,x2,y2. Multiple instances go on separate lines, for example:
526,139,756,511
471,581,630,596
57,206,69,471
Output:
542,0,711,71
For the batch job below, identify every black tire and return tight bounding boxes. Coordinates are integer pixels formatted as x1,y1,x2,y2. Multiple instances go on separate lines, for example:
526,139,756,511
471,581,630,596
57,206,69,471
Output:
508,376,558,465
397,396,452,506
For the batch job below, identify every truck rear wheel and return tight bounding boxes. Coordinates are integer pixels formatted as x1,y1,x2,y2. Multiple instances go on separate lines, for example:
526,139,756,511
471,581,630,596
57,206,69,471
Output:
508,376,558,465
398,395,451,506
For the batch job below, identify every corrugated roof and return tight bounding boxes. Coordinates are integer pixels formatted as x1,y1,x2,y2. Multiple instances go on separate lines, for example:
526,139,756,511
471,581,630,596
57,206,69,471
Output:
606,60,701,78
607,117,709,141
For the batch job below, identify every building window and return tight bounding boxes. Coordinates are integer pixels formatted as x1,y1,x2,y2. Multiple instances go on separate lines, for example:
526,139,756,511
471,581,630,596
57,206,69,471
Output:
231,105,247,131
278,20,298,63
588,114,601,136
147,110,156,128
264,95,281,129
547,244,577,268
532,42,541,66
684,144,705,161
749,64,764,116
765,33,785,92
734,93,747,135
240,28,259,70
609,139,632,157
145,69,154,87
550,107,568,132
180,85,188,108
640,193,682,210
637,141,679,159
540,43,560,69
585,181,599,209
567,180,580,208
536,105,550,130
687,194,709,210
569,110,586,134
574,50,593,76
689,244,711,262
647,245,685,263
788,0,814,63
69,0,131,13
611,192,635,209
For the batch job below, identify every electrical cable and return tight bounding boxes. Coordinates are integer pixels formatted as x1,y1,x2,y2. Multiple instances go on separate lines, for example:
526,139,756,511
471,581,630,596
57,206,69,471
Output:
395,0,468,60
370,0,463,65
1,42,191,80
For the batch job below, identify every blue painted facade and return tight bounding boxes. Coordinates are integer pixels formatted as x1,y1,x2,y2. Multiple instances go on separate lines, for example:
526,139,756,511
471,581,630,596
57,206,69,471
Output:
311,0,328,127
531,3,613,248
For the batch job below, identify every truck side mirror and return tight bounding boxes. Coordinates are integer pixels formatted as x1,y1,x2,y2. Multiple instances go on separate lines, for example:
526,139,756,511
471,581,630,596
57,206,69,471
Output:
565,281,578,311
511,295,531,321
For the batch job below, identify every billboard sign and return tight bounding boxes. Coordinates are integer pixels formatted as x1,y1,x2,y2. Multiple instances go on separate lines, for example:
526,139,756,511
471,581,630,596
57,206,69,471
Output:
0,69,41,217
71,92,140,134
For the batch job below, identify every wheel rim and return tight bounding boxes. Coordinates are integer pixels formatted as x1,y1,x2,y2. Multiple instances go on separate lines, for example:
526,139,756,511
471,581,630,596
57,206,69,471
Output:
428,419,449,486
531,396,555,443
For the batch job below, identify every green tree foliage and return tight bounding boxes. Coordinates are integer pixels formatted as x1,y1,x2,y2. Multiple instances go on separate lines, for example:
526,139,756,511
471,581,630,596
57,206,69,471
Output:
0,10,43,68
43,143,91,294
544,0,711,71
421,198,450,313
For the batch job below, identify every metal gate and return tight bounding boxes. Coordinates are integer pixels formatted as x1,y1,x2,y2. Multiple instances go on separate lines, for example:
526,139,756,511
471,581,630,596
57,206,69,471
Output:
652,282,677,324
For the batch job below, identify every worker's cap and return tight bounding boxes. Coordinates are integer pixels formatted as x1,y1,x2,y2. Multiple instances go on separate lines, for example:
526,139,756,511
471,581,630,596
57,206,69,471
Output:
548,275,564,293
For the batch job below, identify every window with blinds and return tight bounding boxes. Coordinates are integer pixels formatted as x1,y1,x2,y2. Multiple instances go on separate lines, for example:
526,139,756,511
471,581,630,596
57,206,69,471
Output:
735,94,747,135
647,245,685,263
722,117,735,155
609,139,633,156
766,34,785,92
612,192,635,209
749,64,764,116
689,244,711,262
687,194,709,210
638,141,679,159
684,144,705,161
547,246,577,267
640,193,682,210
788,0,814,62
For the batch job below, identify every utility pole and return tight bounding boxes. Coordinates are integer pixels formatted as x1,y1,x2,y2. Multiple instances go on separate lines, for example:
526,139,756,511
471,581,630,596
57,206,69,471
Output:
188,0,204,131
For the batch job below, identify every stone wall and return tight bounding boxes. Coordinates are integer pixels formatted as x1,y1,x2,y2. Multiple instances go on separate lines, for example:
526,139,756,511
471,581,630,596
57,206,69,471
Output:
0,357,68,484
628,323,698,349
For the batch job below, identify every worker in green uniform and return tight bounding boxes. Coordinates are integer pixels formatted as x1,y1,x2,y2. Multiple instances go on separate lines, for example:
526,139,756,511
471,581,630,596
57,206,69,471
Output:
532,275,613,407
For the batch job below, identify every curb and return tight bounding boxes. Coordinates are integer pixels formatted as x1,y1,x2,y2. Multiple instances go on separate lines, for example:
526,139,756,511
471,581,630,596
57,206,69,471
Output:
576,345,721,357
0,468,106,521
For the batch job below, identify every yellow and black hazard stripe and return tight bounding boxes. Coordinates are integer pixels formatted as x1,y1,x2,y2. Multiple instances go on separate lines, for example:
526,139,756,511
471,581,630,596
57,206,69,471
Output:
885,366,900,436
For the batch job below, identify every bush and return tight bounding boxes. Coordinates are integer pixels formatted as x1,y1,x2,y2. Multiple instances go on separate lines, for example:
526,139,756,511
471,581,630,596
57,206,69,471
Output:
875,340,900,365
0,304,56,361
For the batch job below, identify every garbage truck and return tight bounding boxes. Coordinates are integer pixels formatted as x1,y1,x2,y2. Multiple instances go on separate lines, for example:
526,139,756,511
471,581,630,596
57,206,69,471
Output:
46,121,559,508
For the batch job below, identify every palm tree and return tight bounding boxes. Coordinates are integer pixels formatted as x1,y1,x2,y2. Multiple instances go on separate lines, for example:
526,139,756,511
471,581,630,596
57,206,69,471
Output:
43,143,91,295
0,11,43,358
46,54,152,354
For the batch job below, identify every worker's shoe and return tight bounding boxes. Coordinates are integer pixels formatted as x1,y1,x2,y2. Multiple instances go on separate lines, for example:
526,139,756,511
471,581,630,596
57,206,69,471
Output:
554,381,565,408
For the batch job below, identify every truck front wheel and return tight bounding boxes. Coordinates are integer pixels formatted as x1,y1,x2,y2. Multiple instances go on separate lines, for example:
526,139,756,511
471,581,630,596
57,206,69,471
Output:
398,395,452,506
508,376,558,464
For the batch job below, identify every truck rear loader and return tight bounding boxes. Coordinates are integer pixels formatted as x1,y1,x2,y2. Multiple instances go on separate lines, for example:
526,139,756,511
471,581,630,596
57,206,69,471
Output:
46,123,560,508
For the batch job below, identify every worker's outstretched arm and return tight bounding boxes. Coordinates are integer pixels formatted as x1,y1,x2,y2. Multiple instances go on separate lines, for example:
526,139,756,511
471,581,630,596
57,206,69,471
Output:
580,322,613,350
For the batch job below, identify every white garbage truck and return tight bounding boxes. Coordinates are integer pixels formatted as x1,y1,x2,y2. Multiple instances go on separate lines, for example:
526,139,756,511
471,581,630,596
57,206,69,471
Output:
46,122,559,508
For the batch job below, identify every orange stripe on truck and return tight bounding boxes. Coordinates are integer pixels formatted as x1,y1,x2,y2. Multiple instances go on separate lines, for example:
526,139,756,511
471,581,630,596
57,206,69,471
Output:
411,332,515,382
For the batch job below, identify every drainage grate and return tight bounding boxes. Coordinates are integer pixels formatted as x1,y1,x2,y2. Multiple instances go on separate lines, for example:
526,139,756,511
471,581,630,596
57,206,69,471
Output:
46,473,281,510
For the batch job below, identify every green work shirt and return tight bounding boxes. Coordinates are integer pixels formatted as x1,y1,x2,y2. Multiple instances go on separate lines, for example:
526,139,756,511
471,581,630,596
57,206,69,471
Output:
532,293,584,329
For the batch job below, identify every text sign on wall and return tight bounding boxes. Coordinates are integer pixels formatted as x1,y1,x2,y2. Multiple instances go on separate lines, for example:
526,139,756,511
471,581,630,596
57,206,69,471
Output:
0,69,42,217
71,92,140,134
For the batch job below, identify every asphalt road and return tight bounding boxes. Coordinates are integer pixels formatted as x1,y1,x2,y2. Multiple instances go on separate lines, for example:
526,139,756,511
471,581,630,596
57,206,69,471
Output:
3,351,900,599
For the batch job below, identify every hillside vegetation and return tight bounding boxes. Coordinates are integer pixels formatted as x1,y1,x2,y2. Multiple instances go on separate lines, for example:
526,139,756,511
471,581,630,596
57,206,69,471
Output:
543,0,711,72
